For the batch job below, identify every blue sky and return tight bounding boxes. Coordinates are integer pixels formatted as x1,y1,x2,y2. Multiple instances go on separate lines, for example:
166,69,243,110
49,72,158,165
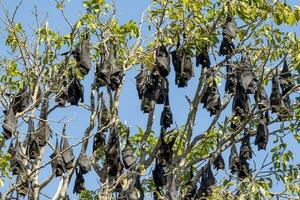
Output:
0,0,300,199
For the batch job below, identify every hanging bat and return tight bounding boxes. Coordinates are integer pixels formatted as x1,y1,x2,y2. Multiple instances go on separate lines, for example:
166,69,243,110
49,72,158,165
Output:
36,123,52,147
2,108,17,139
50,138,65,177
122,129,136,169
107,45,124,91
156,45,171,77
27,135,40,160
55,79,68,106
67,78,84,105
135,68,147,99
219,16,237,56
159,130,176,165
240,56,257,94
126,175,144,200
152,158,166,187
196,45,211,69
255,116,269,150
156,77,168,105
61,131,75,170
203,81,221,116
10,142,26,175
106,124,123,177
254,87,269,110
73,168,85,194
225,65,237,94
229,142,240,174
197,164,216,197
11,91,30,114
100,95,110,131
239,131,252,160
280,60,294,95
78,152,92,174
213,153,225,170
93,131,106,154
16,171,30,196
62,33,91,76
238,159,251,179
232,85,250,118
183,167,197,200
160,94,173,129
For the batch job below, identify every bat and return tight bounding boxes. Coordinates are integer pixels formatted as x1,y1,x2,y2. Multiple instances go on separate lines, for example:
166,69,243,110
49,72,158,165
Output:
238,159,250,179
93,131,106,154
11,91,30,114
36,123,51,147
183,167,197,199
156,77,168,105
213,153,225,170
229,143,240,174
107,45,124,91
135,68,147,100
55,79,68,106
106,124,123,177
219,16,237,56
280,60,294,95
232,85,250,118
61,131,75,170
197,164,216,197
50,138,65,177
254,87,269,110
2,108,17,139
122,129,136,169
67,78,84,106
73,168,85,194
240,56,257,94
16,171,30,196
100,95,110,131
202,81,221,116
78,152,92,174
10,142,26,176
77,33,91,76
239,131,252,160
225,65,237,94
126,175,144,200
255,116,269,150
27,135,40,160
156,45,171,77
160,94,173,129
152,158,166,187
171,48,194,88
158,130,176,165
196,45,211,69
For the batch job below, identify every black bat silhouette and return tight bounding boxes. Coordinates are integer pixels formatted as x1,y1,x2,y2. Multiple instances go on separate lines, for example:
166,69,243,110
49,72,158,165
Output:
156,45,171,77
50,138,65,177
255,115,269,150
213,153,225,170
229,142,240,174
2,108,17,139
73,168,85,194
78,152,92,174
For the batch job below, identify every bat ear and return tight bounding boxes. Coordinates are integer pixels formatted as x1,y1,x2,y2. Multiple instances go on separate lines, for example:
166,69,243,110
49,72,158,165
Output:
229,142,240,174
78,152,92,174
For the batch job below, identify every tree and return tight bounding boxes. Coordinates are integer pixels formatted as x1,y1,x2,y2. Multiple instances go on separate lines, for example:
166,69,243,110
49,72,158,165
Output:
0,0,300,199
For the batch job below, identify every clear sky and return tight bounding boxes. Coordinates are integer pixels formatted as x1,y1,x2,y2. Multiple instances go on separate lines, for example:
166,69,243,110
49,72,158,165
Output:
0,0,299,199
